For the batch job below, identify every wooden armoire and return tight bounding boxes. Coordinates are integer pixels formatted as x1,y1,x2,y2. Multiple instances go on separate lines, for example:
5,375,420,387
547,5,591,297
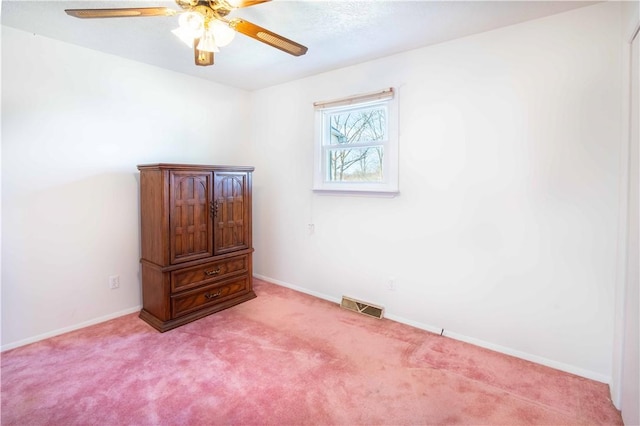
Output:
137,163,256,332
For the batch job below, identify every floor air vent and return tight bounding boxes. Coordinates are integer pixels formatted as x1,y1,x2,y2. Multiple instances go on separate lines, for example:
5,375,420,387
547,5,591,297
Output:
340,296,384,319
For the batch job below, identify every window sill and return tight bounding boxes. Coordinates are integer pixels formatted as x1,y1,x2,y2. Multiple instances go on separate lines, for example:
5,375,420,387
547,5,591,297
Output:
312,188,399,198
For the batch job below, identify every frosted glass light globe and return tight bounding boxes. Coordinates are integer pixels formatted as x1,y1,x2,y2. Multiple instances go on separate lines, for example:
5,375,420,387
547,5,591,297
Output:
179,12,204,37
210,20,236,47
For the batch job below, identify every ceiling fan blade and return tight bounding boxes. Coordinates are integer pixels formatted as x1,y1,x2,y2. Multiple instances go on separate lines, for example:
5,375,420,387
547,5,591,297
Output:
228,18,307,56
65,7,177,19
229,0,271,8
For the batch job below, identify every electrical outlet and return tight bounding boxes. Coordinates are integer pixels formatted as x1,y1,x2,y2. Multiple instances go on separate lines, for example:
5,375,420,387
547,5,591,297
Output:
109,275,120,289
307,223,315,235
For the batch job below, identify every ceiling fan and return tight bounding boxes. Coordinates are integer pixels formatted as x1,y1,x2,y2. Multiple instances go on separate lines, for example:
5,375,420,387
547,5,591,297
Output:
65,0,308,66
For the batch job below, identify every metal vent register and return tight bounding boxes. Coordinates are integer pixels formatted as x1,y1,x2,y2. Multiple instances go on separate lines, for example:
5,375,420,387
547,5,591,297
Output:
340,296,384,319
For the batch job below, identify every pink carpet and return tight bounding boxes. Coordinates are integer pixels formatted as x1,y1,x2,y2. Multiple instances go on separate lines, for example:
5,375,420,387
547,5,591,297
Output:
1,279,622,425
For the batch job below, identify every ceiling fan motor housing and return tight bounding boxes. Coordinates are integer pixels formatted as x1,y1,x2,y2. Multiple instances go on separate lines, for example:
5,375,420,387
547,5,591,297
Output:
175,0,233,19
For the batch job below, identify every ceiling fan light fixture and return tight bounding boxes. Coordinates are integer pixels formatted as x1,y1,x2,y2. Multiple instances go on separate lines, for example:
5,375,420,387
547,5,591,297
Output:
172,26,196,47
197,30,220,52
210,19,235,47
178,11,204,36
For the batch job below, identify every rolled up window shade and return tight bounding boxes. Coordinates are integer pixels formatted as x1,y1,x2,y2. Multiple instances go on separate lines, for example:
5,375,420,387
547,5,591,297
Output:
313,88,394,110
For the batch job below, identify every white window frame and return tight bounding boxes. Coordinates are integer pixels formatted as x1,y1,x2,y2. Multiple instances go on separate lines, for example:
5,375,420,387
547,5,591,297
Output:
313,88,399,196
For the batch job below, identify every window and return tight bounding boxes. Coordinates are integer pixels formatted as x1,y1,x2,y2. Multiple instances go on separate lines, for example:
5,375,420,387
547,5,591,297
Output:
313,88,398,195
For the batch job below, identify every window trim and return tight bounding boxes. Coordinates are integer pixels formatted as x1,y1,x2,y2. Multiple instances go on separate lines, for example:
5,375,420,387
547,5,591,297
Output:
313,88,399,196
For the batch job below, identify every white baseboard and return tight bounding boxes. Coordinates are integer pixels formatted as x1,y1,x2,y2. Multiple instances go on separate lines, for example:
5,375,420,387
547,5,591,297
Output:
254,273,343,304
253,274,611,385
4,274,614,386
438,329,611,384
1,305,142,352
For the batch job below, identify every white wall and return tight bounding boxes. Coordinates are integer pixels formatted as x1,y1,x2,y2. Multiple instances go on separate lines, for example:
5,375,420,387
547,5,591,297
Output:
613,0,640,422
1,26,250,348
248,2,623,382
621,30,639,421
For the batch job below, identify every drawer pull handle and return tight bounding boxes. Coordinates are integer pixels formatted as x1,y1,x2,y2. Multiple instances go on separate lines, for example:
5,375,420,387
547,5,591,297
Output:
205,291,222,300
204,267,221,276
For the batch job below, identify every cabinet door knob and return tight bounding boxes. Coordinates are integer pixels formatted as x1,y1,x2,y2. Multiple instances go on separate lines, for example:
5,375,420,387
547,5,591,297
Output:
204,267,221,276
205,291,222,300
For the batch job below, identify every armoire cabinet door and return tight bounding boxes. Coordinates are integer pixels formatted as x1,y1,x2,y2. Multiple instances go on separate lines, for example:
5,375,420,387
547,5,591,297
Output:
169,171,214,264
213,171,250,255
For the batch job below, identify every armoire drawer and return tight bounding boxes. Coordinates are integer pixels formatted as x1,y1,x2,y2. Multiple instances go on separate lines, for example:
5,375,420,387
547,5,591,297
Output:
171,255,248,293
171,276,249,318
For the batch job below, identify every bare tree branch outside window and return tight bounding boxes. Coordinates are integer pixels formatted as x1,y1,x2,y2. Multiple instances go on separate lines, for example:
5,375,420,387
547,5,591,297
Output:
326,105,386,182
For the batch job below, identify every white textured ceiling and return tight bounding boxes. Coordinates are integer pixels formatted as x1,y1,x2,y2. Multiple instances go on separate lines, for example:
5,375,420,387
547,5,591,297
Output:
1,0,597,91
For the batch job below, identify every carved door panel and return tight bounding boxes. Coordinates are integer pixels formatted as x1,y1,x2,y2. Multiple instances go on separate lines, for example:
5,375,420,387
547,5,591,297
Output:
169,171,214,264
213,172,249,255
